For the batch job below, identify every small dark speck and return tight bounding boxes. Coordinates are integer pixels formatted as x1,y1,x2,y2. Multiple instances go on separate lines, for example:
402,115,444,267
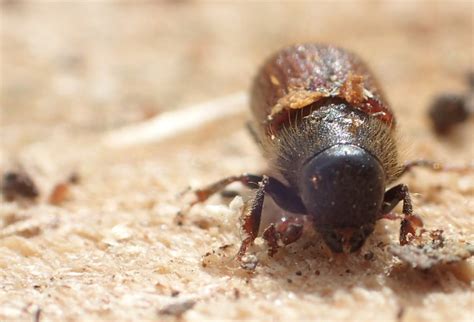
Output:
219,244,233,250
295,271,302,276
171,290,180,297
315,270,320,276
68,172,80,184
33,285,41,290
34,308,41,322
345,269,351,274
397,306,405,320
233,288,240,299
287,278,293,283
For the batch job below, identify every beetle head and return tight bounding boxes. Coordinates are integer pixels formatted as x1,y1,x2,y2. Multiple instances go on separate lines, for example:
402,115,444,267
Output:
298,144,385,252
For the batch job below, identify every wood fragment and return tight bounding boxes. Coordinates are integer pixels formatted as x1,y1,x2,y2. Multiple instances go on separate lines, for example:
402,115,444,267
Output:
157,300,196,316
389,237,474,270
103,92,247,148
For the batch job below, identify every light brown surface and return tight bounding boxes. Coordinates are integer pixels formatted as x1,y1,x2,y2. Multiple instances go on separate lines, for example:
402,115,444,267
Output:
1,1,473,321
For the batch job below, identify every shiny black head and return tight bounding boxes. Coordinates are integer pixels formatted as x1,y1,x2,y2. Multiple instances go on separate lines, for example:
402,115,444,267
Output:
298,144,385,253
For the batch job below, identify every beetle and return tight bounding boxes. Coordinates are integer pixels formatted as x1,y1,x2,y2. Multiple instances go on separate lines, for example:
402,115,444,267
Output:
428,72,473,134
190,44,459,259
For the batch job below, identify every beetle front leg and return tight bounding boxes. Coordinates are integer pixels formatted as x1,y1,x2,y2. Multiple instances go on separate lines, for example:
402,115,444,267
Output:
379,184,423,245
237,176,267,259
189,174,307,260
238,177,307,259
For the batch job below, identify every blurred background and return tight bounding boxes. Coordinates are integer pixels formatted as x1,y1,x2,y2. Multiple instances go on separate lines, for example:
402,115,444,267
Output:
1,2,473,321
1,1,472,151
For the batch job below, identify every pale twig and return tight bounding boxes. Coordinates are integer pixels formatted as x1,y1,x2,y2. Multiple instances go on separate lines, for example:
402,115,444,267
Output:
102,91,248,148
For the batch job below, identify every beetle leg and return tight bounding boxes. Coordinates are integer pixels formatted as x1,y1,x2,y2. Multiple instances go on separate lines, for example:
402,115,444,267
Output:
237,176,267,259
191,174,307,213
189,174,267,259
262,217,304,256
379,184,423,245
237,177,306,259
399,160,474,176
262,224,279,256
190,174,307,259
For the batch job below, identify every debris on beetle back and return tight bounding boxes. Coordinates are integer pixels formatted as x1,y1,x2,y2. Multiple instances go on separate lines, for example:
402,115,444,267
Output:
1,171,39,201
157,300,196,316
389,230,474,269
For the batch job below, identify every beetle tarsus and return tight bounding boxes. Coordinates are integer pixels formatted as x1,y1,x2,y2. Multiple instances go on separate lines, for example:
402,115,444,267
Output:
237,237,255,260
262,224,279,257
400,215,424,245
379,184,424,245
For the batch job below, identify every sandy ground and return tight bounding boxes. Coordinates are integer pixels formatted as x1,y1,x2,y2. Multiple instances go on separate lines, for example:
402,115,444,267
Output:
1,1,473,321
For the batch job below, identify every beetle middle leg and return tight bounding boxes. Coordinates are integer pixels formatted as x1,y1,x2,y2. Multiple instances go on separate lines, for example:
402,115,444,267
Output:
191,174,262,206
399,160,474,176
379,184,423,245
